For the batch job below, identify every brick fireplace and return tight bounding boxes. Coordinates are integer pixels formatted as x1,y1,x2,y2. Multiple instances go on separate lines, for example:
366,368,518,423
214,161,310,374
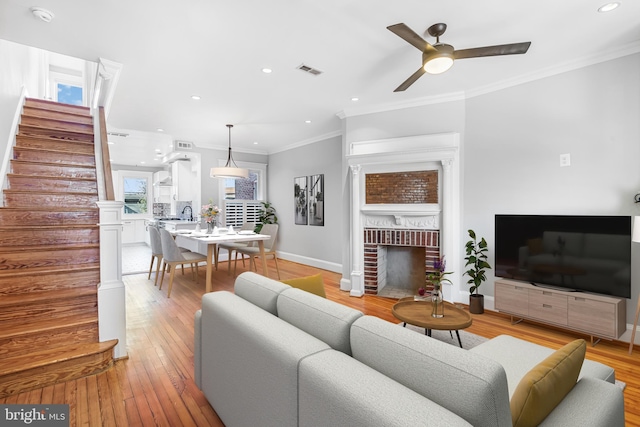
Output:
345,132,461,302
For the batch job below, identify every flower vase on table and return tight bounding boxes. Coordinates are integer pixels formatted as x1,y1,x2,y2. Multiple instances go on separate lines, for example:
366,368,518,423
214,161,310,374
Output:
431,285,444,318
201,200,220,234
427,256,452,318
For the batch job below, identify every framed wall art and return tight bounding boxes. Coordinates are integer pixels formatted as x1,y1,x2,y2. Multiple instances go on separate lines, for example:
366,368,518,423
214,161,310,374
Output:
294,176,308,225
309,174,324,226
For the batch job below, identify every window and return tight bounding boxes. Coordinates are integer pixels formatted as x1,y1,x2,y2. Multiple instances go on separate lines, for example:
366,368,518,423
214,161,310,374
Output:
123,177,148,214
56,83,83,106
219,162,267,227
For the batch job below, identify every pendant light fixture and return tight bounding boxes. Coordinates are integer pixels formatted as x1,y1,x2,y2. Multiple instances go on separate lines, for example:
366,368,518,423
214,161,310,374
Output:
210,124,249,179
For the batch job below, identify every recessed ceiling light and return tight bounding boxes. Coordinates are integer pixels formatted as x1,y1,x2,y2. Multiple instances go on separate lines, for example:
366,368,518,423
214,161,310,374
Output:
262,68,273,74
107,141,115,145
253,141,259,145
351,97,359,102
305,120,312,124
191,95,201,100
598,2,620,12
157,128,164,132
30,7,54,22
140,161,146,164
155,149,162,153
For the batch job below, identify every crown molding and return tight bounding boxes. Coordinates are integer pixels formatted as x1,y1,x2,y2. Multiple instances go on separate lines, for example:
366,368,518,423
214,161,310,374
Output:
466,40,640,99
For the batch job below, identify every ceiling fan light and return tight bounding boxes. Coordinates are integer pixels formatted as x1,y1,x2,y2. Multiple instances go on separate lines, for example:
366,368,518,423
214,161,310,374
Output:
423,55,454,74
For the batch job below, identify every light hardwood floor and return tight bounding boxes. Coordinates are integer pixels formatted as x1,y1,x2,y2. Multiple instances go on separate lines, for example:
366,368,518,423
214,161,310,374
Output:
2,258,639,426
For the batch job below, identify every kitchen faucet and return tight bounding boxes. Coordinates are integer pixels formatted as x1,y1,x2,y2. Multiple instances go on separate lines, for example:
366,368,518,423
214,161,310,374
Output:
182,205,193,221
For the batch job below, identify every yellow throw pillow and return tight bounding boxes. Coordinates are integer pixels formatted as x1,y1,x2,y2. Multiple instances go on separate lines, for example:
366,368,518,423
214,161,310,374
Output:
282,274,326,298
511,339,586,427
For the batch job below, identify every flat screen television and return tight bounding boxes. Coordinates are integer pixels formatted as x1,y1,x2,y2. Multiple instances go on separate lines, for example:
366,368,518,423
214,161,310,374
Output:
495,215,631,299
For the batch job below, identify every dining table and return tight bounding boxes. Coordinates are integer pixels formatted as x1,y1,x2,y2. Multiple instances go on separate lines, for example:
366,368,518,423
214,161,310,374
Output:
173,230,271,293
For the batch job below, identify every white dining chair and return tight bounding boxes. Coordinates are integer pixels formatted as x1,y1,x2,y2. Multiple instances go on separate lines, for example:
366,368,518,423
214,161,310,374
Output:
159,228,208,298
217,222,256,274
233,223,280,279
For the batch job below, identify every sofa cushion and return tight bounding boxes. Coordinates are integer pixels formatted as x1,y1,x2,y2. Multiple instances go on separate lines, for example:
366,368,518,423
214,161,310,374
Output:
234,271,290,314
281,273,326,297
298,349,472,427
510,339,586,427
538,377,625,427
350,316,512,427
470,334,615,395
277,288,362,355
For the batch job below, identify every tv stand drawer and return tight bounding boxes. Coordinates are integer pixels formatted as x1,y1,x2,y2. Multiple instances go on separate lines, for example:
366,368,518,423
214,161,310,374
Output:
529,290,567,325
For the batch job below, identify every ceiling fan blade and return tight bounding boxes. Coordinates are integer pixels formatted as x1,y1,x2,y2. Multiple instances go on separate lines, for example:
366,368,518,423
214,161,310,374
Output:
387,23,437,54
394,67,426,92
453,42,531,60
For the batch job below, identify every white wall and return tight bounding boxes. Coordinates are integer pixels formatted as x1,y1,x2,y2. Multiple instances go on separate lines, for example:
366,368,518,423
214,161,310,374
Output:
339,53,640,323
464,53,640,322
268,135,343,270
0,40,41,169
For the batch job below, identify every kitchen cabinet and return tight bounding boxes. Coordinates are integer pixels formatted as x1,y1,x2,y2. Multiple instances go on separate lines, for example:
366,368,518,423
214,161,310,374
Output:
171,161,196,214
122,219,148,244
153,171,172,204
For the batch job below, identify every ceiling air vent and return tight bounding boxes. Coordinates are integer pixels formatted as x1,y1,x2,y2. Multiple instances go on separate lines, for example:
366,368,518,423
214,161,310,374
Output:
297,64,323,76
107,132,129,137
173,140,194,150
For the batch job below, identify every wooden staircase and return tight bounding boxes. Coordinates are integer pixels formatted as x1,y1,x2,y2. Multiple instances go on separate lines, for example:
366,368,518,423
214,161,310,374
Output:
0,98,117,398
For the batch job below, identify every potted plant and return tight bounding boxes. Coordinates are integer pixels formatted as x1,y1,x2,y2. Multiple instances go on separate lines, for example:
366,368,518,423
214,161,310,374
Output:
255,201,278,233
464,229,492,314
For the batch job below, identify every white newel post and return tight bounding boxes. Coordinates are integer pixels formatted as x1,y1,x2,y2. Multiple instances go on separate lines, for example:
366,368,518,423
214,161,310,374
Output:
350,165,364,297
96,201,127,359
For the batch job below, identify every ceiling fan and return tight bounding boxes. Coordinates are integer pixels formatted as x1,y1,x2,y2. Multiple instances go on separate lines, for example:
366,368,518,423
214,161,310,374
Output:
387,23,531,92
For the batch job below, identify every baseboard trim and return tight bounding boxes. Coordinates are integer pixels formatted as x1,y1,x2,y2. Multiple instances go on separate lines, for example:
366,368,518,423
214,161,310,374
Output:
276,251,342,273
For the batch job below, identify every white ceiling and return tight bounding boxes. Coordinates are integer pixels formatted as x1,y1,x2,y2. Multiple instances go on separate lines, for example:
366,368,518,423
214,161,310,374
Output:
1,0,639,165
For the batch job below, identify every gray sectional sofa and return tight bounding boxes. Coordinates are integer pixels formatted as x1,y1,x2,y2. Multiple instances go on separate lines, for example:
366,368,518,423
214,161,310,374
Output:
194,272,625,427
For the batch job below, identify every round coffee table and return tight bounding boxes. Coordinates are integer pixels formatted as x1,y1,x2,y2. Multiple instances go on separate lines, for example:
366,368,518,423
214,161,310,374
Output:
392,297,473,347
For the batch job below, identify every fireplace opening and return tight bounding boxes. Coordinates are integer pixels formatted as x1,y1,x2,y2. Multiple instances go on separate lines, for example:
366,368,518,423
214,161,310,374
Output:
364,228,440,297
377,246,426,298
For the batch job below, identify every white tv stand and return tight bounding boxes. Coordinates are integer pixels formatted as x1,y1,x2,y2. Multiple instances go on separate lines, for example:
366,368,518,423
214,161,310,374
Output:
494,278,626,345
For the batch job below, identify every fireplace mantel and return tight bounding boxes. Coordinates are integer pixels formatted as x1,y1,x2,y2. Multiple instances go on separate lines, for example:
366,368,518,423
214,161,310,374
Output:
345,132,461,302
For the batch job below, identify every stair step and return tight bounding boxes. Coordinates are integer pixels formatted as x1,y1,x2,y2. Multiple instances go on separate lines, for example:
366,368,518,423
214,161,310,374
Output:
0,264,100,295
0,226,98,246
10,160,97,179
0,207,99,226
0,339,117,398
18,124,93,143
15,134,94,154
0,317,98,360
25,98,91,116
20,115,94,134
0,286,97,310
13,146,95,166
22,105,93,125
3,190,99,208
0,310,98,352
0,292,97,325
7,174,97,194
0,244,100,270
